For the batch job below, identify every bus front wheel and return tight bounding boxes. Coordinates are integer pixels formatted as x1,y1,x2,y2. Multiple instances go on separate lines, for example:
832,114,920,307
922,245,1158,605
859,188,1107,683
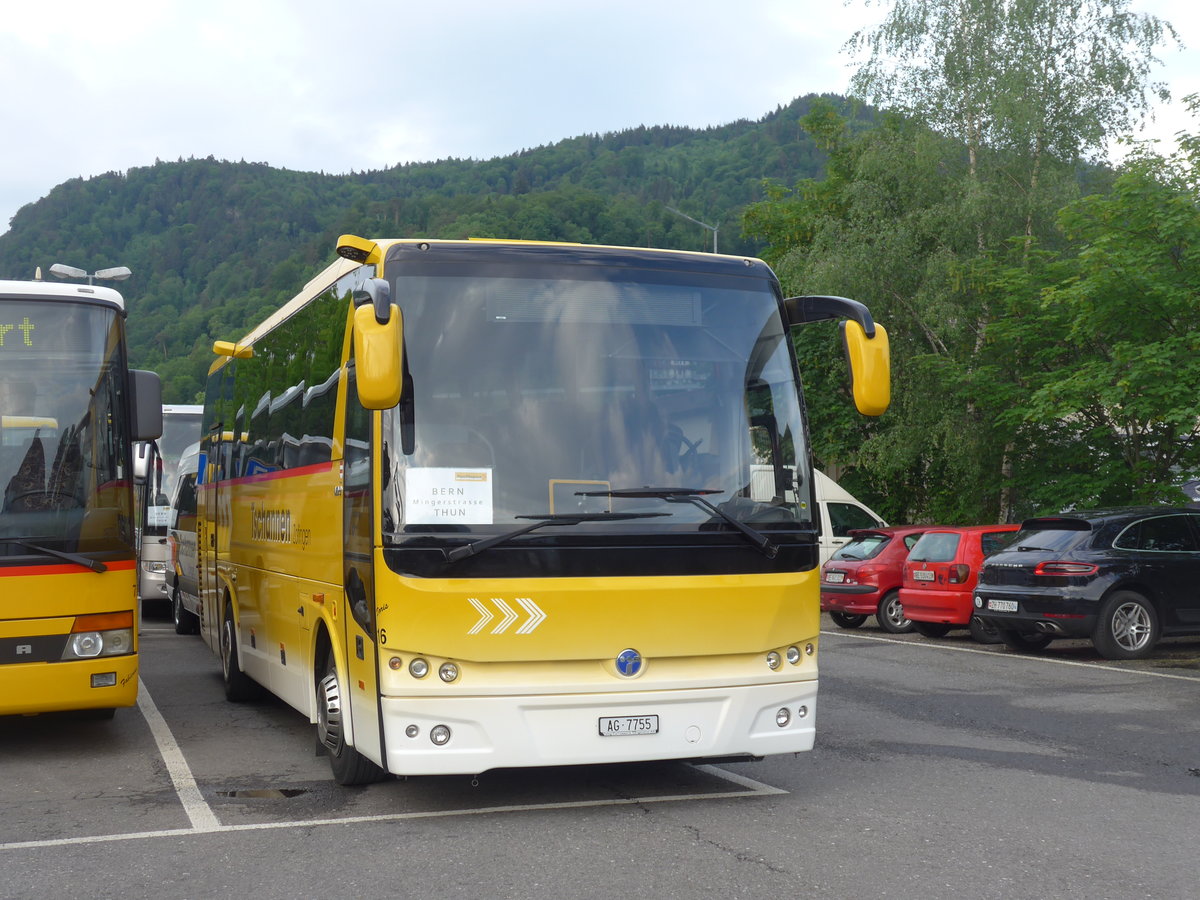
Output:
317,654,386,786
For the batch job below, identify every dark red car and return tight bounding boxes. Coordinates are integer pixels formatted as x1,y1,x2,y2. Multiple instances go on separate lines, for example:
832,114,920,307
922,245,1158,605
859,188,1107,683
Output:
901,524,1020,642
821,526,927,633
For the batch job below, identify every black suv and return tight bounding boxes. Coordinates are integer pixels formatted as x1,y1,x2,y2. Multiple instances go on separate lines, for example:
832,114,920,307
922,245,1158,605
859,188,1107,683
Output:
973,507,1200,659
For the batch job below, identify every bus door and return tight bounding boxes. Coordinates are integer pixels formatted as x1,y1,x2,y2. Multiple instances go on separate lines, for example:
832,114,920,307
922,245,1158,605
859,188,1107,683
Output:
341,387,385,766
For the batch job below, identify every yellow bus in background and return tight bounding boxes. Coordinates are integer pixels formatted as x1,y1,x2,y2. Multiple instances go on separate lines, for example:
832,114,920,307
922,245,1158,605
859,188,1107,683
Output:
197,236,889,782
0,278,162,717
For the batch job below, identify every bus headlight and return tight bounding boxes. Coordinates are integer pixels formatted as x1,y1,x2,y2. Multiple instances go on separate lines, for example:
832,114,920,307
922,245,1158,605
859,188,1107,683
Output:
70,632,104,658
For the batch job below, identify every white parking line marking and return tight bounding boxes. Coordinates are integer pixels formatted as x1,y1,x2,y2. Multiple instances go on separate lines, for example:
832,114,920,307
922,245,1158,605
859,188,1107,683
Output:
136,678,222,832
0,763,783,851
821,629,1200,683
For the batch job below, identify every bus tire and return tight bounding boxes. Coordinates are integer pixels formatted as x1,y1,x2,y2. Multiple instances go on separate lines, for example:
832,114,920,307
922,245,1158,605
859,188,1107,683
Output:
317,654,386,786
220,600,259,702
173,584,199,635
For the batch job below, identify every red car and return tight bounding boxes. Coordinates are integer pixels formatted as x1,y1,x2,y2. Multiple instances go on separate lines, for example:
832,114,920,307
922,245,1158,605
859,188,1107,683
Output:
901,524,1020,642
821,526,927,634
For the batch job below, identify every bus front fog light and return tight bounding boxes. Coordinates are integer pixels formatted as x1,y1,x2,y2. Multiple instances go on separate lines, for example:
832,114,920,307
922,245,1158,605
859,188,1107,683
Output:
766,651,781,670
70,632,103,659
786,646,801,665
439,662,459,683
430,725,451,746
776,708,791,727
91,672,117,688
409,658,429,678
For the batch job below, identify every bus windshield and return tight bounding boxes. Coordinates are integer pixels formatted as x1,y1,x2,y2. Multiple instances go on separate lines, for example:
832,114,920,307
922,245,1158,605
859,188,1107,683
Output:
381,261,810,538
0,299,135,559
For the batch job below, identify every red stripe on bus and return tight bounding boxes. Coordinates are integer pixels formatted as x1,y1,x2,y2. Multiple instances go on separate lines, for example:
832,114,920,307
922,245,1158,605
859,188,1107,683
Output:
0,559,135,577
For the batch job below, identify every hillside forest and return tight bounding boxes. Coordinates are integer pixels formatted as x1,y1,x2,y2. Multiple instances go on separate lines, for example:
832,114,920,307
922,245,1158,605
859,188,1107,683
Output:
0,0,1197,526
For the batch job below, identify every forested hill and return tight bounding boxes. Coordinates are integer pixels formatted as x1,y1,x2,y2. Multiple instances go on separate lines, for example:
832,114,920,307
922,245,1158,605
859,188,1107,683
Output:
0,93,854,402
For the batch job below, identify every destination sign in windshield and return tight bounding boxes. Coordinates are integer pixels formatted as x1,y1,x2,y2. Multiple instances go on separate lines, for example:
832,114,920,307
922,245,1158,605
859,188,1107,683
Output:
0,316,35,348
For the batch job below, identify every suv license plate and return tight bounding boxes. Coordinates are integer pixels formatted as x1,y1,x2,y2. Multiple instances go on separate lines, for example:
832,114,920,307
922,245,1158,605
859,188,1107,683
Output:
988,599,1018,612
599,715,659,737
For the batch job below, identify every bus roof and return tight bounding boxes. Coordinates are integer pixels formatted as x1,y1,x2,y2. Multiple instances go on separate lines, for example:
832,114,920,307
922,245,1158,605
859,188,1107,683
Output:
0,279,126,312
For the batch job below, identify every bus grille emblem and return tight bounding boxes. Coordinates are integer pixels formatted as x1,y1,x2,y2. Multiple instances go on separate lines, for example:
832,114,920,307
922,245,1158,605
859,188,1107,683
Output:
615,649,643,677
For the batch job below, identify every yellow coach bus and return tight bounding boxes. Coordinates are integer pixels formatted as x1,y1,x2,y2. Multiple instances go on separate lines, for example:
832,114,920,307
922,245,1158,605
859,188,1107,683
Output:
196,236,889,782
0,278,162,717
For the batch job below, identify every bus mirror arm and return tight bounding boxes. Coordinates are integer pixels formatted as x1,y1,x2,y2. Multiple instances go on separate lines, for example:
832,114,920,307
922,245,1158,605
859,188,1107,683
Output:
783,295,876,338
353,279,392,325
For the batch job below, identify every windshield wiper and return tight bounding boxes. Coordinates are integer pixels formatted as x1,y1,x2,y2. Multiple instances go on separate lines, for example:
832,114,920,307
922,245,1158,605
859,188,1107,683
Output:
0,538,107,573
577,487,778,559
444,511,671,563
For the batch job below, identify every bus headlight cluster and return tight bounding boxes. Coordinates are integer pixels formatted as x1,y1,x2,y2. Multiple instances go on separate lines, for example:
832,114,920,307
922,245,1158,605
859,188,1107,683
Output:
389,656,461,683
767,646,809,670
62,613,135,660
63,628,134,659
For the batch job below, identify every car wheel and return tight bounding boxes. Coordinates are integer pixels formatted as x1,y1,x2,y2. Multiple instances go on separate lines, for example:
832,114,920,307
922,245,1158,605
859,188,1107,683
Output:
912,621,952,638
172,584,199,635
1093,590,1159,660
220,600,259,701
830,612,868,629
968,615,1003,644
997,628,1054,653
876,590,913,633
317,653,387,785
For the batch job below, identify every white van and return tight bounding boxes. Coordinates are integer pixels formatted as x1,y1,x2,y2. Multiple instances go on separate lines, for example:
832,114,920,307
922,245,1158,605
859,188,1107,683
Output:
813,470,887,564
750,466,887,564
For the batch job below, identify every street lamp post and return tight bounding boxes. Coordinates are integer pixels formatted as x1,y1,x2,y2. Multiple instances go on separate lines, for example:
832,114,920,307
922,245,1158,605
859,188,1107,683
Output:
49,263,132,285
665,206,719,253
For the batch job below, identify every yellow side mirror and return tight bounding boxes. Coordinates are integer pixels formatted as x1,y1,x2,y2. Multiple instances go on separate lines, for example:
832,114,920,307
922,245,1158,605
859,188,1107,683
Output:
842,320,890,416
353,303,403,410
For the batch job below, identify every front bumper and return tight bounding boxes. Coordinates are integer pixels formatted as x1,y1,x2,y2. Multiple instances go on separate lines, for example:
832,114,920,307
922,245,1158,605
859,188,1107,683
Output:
379,680,817,776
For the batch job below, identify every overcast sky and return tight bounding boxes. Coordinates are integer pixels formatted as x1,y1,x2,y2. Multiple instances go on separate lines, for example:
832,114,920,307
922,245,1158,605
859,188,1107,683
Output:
1,0,1196,237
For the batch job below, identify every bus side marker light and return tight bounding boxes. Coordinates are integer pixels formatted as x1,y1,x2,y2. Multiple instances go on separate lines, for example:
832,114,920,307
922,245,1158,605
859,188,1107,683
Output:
798,705,809,719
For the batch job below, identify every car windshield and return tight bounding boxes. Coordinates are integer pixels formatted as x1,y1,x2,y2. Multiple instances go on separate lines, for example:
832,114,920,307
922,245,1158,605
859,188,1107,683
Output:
832,534,889,561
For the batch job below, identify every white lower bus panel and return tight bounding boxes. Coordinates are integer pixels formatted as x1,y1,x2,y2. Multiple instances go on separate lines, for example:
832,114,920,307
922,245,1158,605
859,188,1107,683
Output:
378,680,817,775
